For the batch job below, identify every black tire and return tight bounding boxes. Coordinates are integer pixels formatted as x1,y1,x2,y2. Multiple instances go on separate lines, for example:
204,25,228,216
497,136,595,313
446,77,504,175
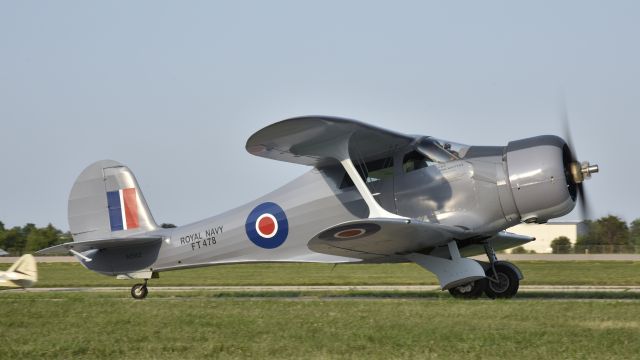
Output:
131,283,148,300
484,264,519,299
448,278,487,299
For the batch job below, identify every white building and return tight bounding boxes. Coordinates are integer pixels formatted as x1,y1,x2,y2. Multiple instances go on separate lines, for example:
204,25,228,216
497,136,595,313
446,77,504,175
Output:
506,221,588,253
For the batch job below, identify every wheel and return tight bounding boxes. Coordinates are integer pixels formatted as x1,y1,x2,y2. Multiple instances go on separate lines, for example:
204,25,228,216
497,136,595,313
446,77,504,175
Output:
131,283,148,300
448,278,487,299
484,264,519,299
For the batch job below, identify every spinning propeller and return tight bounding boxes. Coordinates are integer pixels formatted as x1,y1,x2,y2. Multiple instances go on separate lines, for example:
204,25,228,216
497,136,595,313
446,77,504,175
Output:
560,102,599,220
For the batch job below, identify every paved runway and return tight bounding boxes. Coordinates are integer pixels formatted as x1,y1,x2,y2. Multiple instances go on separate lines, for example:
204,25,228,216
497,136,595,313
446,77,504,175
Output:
3,254,640,263
17,285,640,293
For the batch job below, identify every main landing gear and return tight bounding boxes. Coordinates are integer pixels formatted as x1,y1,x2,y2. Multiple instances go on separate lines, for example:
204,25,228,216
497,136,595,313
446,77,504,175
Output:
131,279,149,300
484,262,520,298
448,243,522,299
448,278,487,299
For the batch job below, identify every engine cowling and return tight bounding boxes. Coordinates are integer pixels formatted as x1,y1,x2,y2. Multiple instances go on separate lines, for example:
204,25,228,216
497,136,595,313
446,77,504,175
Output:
504,135,576,223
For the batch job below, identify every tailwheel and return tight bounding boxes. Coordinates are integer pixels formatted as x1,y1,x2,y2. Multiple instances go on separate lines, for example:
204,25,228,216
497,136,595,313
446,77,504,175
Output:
484,263,519,299
448,278,487,299
131,281,148,300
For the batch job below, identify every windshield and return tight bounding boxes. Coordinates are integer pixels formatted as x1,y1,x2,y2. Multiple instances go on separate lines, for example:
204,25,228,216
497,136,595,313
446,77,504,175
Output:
416,138,469,163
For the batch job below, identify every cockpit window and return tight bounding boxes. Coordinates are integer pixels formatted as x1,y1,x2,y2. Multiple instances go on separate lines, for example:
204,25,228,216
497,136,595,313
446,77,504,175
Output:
402,151,435,172
340,157,394,188
364,157,394,183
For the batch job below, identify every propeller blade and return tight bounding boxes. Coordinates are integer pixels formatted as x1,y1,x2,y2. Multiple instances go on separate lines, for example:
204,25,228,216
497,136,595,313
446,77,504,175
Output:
559,97,578,163
558,94,598,221
577,183,591,221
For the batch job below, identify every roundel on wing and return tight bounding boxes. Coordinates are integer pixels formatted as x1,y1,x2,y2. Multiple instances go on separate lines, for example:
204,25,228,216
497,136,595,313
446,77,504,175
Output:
245,202,289,249
318,223,381,241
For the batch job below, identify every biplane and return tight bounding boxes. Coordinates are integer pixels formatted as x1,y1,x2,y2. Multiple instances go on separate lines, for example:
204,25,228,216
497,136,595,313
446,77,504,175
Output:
39,117,598,299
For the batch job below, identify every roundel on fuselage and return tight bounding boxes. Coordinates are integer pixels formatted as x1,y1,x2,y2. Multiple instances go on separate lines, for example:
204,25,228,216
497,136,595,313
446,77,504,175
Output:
245,202,289,249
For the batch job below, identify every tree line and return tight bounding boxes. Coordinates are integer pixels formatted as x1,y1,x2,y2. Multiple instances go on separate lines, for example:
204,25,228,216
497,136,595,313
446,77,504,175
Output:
2,216,640,256
0,221,70,255
551,215,640,254
0,221,176,256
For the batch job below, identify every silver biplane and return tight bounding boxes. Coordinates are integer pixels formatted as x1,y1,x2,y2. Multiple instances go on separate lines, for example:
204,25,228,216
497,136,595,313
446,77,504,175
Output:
39,117,598,299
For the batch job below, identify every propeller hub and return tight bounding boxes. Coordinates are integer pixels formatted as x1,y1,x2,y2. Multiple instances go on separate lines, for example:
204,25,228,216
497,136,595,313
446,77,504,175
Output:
569,161,599,184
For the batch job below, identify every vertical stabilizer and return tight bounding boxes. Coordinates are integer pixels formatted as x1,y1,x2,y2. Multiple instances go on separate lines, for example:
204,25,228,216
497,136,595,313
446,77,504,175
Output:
68,160,158,242
7,254,38,283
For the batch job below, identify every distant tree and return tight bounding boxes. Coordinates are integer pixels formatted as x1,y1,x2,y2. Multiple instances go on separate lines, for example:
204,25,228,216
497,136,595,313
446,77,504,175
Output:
629,218,640,253
24,229,47,253
510,246,528,254
574,220,593,254
25,224,64,253
0,221,5,249
575,216,632,253
0,227,26,255
551,236,572,254
21,223,36,238
0,222,69,255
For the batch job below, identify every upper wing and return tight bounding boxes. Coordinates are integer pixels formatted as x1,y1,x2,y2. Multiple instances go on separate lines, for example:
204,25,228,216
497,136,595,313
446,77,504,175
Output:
246,116,415,167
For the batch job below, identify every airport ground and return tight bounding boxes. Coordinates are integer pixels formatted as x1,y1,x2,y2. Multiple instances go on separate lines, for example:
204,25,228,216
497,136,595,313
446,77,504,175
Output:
2,257,640,359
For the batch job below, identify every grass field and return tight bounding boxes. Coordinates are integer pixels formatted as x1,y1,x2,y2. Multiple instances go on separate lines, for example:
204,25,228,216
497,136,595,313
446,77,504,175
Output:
2,291,639,359
32,260,640,287
3,261,640,359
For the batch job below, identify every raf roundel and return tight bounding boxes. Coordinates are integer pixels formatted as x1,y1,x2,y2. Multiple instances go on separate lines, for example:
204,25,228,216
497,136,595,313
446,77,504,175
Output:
245,202,289,249
256,214,278,238
318,222,381,241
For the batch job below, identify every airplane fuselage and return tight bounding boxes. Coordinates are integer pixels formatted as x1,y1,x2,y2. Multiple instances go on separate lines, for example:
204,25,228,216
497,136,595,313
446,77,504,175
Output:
80,145,529,276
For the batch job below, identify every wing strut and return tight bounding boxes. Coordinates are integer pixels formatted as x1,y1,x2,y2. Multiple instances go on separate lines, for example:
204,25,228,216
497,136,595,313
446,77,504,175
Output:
340,158,405,219
320,133,407,220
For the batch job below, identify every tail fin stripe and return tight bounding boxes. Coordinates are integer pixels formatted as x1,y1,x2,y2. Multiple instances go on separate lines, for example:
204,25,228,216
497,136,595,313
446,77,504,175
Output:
123,188,139,229
119,189,128,229
107,190,124,231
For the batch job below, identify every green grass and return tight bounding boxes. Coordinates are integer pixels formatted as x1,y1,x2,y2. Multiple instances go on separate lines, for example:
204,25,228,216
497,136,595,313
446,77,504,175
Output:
33,261,640,287
2,291,640,359
5,262,640,359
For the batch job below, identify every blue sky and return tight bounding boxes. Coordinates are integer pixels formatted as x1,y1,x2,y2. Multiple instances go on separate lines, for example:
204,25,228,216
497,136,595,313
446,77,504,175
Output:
1,1,638,230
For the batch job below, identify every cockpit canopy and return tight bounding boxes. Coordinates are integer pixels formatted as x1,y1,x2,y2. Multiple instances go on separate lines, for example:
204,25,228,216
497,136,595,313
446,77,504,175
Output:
417,137,469,163
402,138,470,173
340,137,470,188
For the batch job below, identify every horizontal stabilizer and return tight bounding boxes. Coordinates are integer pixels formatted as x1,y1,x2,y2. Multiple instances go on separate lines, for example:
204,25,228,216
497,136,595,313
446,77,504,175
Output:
308,218,472,259
36,236,163,255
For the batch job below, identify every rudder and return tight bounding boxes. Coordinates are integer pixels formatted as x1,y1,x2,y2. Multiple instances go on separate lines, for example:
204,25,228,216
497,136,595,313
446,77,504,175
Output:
68,160,158,242
8,254,38,283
